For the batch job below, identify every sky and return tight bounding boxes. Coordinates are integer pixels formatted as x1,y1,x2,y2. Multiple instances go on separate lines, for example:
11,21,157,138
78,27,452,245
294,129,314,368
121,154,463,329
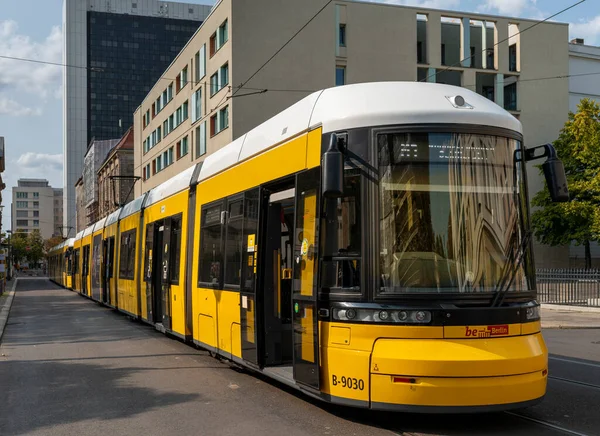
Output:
1,0,599,233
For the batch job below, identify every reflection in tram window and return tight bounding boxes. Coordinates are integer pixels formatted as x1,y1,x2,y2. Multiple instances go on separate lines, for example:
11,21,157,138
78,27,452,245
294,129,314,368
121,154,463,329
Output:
378,132,531,294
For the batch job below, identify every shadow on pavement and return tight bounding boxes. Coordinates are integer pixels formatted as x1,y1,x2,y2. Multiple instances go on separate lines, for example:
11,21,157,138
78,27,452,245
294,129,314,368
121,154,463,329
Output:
0,359,201,435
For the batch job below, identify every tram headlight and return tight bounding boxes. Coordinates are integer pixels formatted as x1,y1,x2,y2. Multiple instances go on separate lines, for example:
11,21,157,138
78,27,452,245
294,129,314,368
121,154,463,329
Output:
332,307,432,324
526,305,540,320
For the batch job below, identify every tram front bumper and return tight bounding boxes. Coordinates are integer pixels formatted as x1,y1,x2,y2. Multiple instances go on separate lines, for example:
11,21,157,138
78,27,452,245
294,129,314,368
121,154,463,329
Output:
369,333,548,411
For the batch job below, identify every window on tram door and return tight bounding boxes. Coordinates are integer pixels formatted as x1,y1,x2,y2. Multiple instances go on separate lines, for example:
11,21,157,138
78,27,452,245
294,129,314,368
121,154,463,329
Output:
73,249,80,274
198,203,224,288
376,132,533,295
82,246,90,275
224,198,244,289
241,189,259,292
321,167,362,293
119,229,137,280
169,215,182,285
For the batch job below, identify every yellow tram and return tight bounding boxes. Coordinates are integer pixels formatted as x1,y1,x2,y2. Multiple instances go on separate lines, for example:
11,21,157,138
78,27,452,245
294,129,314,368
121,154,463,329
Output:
50,82,569,412
48,238,74,289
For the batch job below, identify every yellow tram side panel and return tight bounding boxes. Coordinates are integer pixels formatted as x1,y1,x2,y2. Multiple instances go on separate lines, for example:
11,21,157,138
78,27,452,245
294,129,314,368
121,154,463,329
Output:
142,190,189,337
63,245,73,289
104,221,119,306
319,321,547,408
72,238,83,293
191,128,322,359
117,212,142,317
80,233,93,298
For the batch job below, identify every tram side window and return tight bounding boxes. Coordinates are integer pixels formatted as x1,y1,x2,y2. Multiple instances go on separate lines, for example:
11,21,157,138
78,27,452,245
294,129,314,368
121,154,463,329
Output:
321,168,362,293
169,215,182,284
198,203,224,288
73,249,80,274
119,229,137,280
224,198,244,289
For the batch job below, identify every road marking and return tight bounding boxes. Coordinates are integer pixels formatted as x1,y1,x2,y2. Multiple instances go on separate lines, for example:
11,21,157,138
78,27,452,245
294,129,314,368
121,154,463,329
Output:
550,356,600,369
506,412,590,436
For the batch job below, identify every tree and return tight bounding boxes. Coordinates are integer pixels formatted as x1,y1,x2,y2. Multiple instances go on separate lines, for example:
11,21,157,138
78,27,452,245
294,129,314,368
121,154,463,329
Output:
10,232,29,266
531,98,600,268
26,230,45,267
44,235,64,254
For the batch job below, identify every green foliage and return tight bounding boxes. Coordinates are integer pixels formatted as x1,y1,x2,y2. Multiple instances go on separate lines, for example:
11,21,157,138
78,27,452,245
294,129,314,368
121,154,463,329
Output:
531,98,600,266
8,230,45,266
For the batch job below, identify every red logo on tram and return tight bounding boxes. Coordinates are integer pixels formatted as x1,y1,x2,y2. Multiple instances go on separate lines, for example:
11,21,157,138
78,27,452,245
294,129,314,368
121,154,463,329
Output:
465,325,509,338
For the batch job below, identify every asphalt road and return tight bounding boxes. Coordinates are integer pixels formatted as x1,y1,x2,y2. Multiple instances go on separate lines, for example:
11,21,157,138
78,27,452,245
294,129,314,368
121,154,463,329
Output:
0,279,598,436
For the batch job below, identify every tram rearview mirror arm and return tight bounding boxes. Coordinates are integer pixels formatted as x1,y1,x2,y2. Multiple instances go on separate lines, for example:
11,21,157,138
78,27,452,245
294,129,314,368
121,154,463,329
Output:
322,133,345,198
523,143,569,203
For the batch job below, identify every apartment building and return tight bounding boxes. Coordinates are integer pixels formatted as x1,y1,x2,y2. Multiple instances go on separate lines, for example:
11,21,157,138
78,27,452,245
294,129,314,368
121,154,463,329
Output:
134,0,569,266
12,179,63,239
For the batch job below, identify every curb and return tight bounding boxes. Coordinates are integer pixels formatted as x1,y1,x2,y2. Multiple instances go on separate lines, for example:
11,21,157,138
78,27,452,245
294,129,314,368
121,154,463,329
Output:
541,303,600,313
0,279,18,343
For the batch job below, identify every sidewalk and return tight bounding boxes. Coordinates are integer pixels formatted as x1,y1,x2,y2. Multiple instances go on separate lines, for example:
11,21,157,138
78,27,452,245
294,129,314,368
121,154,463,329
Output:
0,278,18,341
541,304,600,329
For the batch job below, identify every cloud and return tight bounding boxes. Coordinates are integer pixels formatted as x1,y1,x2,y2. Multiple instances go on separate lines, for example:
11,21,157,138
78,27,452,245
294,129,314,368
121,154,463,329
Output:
16,152,63,171
480,0,539,17
0,20,62,99
0,97,41,116
570,16,600,46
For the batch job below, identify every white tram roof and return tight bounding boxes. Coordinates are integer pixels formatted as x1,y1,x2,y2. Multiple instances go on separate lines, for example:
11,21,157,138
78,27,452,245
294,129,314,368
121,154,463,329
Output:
106,208,121,227
74,230,84,242
92,216,108,233
144,164,198,208
196,82,522,183
120,193,148,220
66,238,74,248
82,225,94,238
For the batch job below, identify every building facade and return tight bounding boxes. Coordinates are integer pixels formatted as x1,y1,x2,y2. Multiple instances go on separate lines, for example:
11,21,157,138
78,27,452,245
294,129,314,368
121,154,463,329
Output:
97,127,135,219
74,177,85,234
11,179,62,239
133,0,570,266
62,0,212,236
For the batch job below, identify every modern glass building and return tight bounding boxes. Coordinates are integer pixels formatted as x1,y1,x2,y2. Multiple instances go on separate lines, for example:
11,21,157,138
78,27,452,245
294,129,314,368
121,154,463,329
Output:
62,0,212,233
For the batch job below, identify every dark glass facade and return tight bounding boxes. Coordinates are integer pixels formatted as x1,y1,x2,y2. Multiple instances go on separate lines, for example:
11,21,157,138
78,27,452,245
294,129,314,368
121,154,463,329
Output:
87,11,201,143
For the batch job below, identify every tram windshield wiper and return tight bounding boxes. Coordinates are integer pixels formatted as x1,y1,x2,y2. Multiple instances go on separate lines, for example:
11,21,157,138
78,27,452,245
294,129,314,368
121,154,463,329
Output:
491,231,532,307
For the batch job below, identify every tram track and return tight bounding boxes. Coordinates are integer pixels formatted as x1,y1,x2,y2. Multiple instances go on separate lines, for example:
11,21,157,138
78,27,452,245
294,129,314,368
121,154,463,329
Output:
505,411,592,436
548,375,600,390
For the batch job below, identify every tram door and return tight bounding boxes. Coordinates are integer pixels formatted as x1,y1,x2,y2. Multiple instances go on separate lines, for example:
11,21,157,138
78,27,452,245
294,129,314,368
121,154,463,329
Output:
260,184,295,367
292,169,320,389
144,221,171,328
82,245,90,296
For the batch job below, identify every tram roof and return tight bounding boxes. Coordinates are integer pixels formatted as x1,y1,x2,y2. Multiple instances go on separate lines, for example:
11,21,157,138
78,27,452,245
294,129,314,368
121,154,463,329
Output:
143,164,198,209
106,208,121,227
195,82,522,184
120,193,147,220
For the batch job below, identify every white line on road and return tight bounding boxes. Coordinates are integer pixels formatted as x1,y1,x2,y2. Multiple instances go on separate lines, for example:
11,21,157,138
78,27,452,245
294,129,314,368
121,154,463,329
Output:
505,412,590,436
550,356,600,369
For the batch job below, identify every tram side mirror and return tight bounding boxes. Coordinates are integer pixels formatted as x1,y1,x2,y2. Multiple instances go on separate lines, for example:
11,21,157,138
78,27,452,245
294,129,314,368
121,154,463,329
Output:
543,157,569,202
322,133,344,198
524,143,569,203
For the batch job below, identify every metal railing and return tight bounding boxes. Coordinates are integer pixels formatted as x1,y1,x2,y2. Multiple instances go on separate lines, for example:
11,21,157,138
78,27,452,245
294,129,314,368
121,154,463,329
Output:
536,269,600,307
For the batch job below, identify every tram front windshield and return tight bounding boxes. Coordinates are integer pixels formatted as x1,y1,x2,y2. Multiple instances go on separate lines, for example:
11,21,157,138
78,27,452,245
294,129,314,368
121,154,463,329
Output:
378,132,532,295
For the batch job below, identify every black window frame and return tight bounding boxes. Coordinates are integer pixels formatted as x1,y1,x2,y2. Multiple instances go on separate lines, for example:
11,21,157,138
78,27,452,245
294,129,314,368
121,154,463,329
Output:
169,214,183,285
119,229,137,280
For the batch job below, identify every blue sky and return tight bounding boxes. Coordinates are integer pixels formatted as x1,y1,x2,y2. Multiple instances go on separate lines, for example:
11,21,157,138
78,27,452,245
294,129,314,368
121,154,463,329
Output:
1,0,599,232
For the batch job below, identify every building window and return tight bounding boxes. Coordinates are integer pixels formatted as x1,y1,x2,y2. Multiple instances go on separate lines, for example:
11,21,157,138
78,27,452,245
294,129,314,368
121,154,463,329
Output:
441,43,446,65
156,155,163,172
33,192,39,198
181,66,188,87
504,82,517,111
220,63,229,89
210,72,219,96
169,114,174,132
16,220,28,227
193,88,202,122
33,211,39,217
183,101,189,121
509,44,517,72
176,73,182,93
339,24,346,47
16,192,28,199
210,33,217,57
168,83,173,101
33,201,39,208
336,66,346,86
196,44,206,81
33,220,39,227
218,20,228,49
181,136,189,157
163,120,169,137
212,106,229,136
16,210,27,218
196,121,207,157
470,46,476,67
